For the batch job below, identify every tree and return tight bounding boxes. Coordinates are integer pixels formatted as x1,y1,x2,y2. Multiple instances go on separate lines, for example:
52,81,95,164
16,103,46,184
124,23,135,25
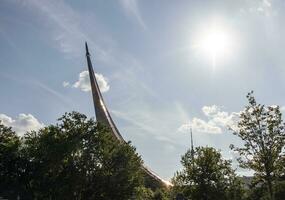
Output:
274,180,285,200
230,92,285,199
1,112,145,199
152,188,169,200
172,146,244,200
0,122,22,198
135,186,154,200
134,186,169,200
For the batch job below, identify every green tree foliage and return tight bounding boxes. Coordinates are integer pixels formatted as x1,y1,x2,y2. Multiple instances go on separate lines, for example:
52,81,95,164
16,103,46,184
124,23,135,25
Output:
230,92,285,199
0,112,145,200
0,122,24,198
135,186,154,200
274,180,285,200
152,188,169,200
172,146,244,200
135,186,169,200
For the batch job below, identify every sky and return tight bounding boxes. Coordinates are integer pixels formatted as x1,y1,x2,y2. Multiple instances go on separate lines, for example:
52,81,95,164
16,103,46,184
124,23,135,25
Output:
1,0,285,180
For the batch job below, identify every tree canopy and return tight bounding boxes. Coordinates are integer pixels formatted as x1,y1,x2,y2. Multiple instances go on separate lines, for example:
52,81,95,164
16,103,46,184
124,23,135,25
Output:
172,146,244,200
0,112,146,199
230,92,285,199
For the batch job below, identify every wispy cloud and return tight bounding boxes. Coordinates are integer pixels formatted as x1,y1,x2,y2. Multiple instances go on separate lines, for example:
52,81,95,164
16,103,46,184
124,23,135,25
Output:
111,100,189,144
0,113,44,136
111,109,157,134
119,0,147,29
17,0,111,61
0,72,73,107
33,80,73,107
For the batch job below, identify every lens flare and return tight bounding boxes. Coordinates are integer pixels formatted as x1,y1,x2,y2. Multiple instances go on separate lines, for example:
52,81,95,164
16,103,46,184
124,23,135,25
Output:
193,23,234,69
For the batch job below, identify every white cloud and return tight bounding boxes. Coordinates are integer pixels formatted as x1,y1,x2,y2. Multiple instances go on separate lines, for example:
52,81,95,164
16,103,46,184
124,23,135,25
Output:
241,0,274,16
202,105,220,117
192,118,222,133
202,105,240,130
0,113,44,136
280,106,285,112
62,81,70,87
178,105,240,134
94,73,110,93
178,118,222,134
119,0,147,29
257,0,271,11
72,70,110,93
256,0,273,16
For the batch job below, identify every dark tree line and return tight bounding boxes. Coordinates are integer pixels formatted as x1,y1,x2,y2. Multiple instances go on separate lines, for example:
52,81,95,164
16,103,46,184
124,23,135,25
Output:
0,112,166,200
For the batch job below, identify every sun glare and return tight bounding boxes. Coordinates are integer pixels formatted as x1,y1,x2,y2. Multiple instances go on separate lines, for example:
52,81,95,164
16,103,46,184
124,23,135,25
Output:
201,30,230,58
193,23,234,68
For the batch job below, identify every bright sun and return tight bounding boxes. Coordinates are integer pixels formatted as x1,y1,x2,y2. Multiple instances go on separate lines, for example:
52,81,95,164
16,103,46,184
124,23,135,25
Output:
201,30,230,58
194,25,233,68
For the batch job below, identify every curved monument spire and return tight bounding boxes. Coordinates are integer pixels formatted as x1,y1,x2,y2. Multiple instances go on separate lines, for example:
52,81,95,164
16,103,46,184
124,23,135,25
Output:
85,42,171,186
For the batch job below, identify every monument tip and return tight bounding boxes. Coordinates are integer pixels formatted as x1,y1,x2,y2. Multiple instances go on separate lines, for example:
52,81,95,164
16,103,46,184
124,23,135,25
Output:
85,42,90,55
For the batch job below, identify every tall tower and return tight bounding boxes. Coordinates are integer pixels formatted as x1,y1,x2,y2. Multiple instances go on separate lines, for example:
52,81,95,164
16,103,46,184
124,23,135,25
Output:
85,42,108,125
85,42,170,186
190,127,195,162
85,42,124,141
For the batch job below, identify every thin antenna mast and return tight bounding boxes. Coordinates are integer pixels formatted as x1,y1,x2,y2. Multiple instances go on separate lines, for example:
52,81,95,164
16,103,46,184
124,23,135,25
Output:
191,127,194,150
190,126,194,159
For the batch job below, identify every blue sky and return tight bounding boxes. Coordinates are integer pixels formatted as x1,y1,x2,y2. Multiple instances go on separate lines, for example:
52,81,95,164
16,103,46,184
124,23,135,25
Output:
1,0,285,180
